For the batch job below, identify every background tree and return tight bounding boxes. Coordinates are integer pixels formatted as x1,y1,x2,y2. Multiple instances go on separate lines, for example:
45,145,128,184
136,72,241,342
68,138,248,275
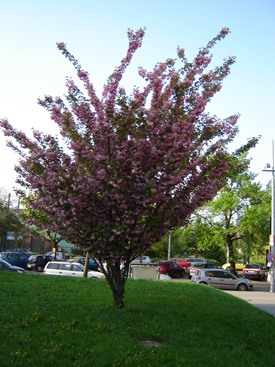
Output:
1,28,258,307
238,180,271,261
149,227,184,260
179,170,270,270
0,191,25,251
20,194,65,260
177,218,227,263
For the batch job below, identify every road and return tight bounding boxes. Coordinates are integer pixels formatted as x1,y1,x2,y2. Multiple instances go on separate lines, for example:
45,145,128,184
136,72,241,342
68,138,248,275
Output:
173,275,271,292
26,269,271,292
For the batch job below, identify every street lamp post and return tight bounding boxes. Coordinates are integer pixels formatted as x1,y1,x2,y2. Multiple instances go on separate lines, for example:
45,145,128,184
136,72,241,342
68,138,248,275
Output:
263,140,275,293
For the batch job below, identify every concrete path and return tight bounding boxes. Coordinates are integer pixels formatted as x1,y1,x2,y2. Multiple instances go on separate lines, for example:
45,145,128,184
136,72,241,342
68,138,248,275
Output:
226,291,275,317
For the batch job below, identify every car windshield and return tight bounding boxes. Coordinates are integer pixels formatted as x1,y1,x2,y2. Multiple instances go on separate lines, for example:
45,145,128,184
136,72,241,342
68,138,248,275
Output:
245,264,260,269
29,255,37,261
0,259,12,267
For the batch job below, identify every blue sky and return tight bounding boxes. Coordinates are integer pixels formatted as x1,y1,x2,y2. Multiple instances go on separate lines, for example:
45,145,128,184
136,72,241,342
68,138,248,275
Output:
0,0,274,196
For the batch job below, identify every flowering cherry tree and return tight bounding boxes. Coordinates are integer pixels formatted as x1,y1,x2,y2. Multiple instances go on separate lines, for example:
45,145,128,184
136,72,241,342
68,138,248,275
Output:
1,28,258,307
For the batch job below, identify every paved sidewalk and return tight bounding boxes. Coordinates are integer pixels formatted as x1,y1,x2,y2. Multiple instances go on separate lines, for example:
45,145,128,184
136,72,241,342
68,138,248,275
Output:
226,291,275,317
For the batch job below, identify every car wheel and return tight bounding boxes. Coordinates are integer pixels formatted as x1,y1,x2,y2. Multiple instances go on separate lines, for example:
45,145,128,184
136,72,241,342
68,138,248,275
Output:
37,266,43,272
237,283,248,291
198,281,207,285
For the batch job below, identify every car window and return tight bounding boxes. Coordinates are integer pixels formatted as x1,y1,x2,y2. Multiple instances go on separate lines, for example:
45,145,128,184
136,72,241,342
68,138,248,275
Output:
246,264,259,269
61,264,71,271
71,264,83,272
8,253,17,259
48,263,60,269
205,270,223,277
221,272,233,279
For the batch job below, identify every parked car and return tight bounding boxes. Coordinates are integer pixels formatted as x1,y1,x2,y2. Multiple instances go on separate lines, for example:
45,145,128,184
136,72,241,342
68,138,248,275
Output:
27,255,53,272
157,260,185,277
131,256,153,264
18,249,32,257
191,268,253,291
222,260,246,271
44,261,105,278
44,251,66,261
242,263,266,281
188,262,218,279
69,257,99,271
0,259,26,273
184,257,207,265
0,252,29,269
169,258,191,269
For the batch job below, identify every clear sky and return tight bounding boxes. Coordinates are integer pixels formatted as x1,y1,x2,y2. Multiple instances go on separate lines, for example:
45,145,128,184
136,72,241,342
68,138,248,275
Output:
0,0,274,198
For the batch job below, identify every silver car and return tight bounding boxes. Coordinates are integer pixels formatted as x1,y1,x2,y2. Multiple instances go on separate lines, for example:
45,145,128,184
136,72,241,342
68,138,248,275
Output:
191,268,253,291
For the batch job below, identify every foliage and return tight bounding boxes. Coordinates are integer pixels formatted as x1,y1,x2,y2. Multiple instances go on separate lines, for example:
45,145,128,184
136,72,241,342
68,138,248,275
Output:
20,194,65,259
1,272,275,367
0,192,25,249
0,28,259,307
178,220,227,263
180,171,270,269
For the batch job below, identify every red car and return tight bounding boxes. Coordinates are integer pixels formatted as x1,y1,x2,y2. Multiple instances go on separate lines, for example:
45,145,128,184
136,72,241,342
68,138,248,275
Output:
169,258,191,269
157,261,185,278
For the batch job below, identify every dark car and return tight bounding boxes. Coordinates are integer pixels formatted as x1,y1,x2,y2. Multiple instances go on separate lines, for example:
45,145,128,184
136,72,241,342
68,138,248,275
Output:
0,259,26,273
70,257,99,271
157,261,185,278
27,255,53,272
0,252,29,269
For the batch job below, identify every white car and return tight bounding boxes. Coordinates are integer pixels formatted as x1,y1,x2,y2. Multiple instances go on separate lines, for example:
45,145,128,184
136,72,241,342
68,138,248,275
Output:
131,256,153,264
44,261,105,278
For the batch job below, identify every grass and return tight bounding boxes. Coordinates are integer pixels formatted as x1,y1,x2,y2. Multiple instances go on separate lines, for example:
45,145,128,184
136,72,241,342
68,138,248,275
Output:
1,272,275,367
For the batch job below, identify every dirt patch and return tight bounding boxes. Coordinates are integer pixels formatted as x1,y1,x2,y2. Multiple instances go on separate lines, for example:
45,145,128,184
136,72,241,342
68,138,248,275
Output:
137,340,164,347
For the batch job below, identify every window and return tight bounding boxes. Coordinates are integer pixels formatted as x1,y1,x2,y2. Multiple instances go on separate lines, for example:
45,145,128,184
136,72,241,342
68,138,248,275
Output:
71,264,83,272
8,253,17,259
205,270,222,278
221,272,233,279
246,264,259,269
48,263,60,270
61,264,71,271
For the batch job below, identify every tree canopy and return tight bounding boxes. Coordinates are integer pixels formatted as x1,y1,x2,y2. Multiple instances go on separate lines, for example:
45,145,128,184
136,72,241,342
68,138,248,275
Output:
177,171,270,268
0,28,259,307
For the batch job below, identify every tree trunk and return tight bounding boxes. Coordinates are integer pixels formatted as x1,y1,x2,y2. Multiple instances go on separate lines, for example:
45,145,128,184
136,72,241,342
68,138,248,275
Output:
83,251,89,278
226,236,237,275
104,260,129,308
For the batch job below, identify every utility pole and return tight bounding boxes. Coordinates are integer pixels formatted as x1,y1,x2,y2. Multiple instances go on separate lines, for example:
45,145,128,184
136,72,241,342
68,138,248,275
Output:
263,140,275,293
168,231,171,260
2,193,11,252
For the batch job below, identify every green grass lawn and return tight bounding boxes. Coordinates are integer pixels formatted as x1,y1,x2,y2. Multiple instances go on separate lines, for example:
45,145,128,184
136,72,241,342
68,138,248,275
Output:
1,272,274,367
